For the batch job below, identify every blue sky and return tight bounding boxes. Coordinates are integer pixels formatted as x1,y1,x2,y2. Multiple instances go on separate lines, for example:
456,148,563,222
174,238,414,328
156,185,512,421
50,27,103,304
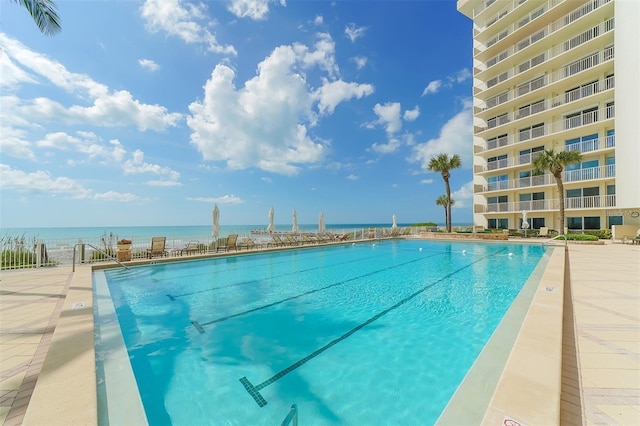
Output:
1,0,473,228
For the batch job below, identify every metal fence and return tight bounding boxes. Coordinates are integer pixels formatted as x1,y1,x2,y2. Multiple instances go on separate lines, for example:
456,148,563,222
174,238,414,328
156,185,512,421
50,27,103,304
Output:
0,227,433,270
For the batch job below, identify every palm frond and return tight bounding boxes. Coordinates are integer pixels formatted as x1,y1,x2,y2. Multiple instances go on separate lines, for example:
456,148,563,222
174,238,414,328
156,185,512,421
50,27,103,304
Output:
12,0,61,36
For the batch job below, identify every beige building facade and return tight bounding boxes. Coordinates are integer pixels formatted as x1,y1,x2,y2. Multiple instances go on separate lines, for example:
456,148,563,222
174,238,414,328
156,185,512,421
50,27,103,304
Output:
457,0,640,232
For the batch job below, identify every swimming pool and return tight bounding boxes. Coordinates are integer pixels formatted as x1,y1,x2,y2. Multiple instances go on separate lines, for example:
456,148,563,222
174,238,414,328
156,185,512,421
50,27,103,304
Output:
95,239,548,425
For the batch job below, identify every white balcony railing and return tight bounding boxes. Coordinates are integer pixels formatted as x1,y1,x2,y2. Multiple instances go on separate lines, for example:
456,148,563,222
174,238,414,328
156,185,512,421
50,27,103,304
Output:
477,0,611,54
479,194,616,213
563,135,615,155
483,173,555,192
477,46,614,96
479,18,613,77
476,105,614,153
564,164,615,183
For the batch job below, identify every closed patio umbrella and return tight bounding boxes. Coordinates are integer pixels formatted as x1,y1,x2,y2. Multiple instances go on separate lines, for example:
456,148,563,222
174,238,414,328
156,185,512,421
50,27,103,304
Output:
292,209,299,232
522,210,530,237
392,214,398,230
318,211,326,233
212,204,220,239
267,207,275,233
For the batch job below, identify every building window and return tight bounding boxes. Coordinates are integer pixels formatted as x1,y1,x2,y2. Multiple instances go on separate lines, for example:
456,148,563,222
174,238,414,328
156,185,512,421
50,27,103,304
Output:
564,80,598,103
487,195,508,212
567,216,601,231
486,134,508,150
487,154,508,170
608,216,623,228
567,217,582,230
517,100,546,119
565,133,598,153
584,217,600,230
565,107,598,129
566,187,600,208
606,101,615,119
532,218,545,229
519,122,545,141
519,145,544,164
487,174,508,191
606,185,616,207
606,129,615,148
488,218,509,229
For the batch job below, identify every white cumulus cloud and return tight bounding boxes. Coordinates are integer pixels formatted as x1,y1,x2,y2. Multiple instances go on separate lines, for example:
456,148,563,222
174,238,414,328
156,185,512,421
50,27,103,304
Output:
187,39,373,176
315,79,374,115
228,0,286,20
141,0,236,55
409,100,473,169
422,80,442,96
139,58,160,71
0,34,182,131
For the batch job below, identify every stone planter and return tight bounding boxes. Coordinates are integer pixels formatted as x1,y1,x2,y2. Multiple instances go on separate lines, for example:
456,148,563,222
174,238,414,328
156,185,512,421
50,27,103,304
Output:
116,244,132,261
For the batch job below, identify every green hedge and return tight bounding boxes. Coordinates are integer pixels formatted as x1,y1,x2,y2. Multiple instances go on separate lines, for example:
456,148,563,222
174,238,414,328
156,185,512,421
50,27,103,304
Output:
583,229,611,239
565,234,599,241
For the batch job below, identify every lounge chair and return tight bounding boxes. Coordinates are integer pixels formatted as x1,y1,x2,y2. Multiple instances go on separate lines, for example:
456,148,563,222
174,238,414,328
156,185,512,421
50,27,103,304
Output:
238,238,261,251
300,234,317,244
217,234,238,252
271,235,287,247
538,227,549,237
284,234,300,245
622,230,640,245
147,237,167,258
182,241,200,255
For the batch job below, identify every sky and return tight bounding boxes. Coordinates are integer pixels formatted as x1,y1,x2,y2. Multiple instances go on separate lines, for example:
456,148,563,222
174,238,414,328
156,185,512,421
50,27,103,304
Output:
0,0,474,228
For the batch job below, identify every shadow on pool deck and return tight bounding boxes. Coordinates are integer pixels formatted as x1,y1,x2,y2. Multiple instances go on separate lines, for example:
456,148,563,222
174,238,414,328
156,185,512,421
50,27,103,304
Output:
1,241,638,425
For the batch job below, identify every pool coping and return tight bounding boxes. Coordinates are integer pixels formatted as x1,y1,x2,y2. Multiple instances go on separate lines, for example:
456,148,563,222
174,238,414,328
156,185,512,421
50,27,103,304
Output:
21,241,565,425
438,246,565,425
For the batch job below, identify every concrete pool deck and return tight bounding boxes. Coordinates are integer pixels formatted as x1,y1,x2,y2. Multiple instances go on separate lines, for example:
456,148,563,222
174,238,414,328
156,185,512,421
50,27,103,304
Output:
0,242,638,425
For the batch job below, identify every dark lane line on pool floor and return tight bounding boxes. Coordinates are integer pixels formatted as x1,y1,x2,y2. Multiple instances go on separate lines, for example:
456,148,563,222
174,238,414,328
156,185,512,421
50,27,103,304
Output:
192,251,447,331
239,247,508,407
167,252,386,301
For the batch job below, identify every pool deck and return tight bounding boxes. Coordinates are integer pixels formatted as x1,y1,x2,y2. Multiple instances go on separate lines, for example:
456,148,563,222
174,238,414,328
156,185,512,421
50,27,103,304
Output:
0,241,638,425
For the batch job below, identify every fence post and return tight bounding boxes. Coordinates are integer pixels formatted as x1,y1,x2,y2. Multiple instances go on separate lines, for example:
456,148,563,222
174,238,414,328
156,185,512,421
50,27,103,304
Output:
78,239,86,263
36,240,43,268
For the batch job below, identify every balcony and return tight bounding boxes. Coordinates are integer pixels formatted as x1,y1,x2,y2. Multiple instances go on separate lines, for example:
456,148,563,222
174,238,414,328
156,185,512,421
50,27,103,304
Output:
477,194,616,213
477,18,614,80
476,64,615,121
476,0,611,53
564,164,615,183
481,174,555,192
476,46,614,97
476,105,614,154
562,135,615,155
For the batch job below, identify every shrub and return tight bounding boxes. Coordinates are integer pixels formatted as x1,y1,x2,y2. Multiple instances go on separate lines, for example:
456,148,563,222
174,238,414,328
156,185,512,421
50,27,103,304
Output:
583,229,611,239
565,234,599,241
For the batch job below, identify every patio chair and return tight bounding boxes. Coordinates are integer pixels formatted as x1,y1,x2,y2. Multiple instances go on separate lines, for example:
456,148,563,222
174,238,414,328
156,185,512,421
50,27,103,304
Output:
217,234,238,252
284,234,300,246
538,227,549,237
269,235,285,247
182,241,200,255
146,237,167,258
622,229,640,245
238,238,261,251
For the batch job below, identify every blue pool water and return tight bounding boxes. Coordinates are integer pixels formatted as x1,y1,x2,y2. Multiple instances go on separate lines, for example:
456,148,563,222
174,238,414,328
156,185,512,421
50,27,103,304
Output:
98,239,548,425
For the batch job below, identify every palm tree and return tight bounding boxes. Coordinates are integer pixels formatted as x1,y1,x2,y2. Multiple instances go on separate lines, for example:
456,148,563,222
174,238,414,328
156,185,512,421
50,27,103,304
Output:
428,153,462,232
11,0,61,36
436,195,454,229
532,149,582,235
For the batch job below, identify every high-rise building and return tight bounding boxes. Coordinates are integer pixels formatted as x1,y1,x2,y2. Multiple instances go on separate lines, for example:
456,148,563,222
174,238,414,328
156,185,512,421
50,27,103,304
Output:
457,0,639,233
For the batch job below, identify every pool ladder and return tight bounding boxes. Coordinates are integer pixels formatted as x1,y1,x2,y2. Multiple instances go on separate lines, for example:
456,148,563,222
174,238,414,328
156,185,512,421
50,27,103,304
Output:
280,404,298,426
542,234,568,248
72,243,130,271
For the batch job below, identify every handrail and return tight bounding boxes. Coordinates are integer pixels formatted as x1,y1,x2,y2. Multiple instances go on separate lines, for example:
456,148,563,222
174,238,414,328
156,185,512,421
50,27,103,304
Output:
542,234,567,248
280,404,298,426
72,243,130,272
